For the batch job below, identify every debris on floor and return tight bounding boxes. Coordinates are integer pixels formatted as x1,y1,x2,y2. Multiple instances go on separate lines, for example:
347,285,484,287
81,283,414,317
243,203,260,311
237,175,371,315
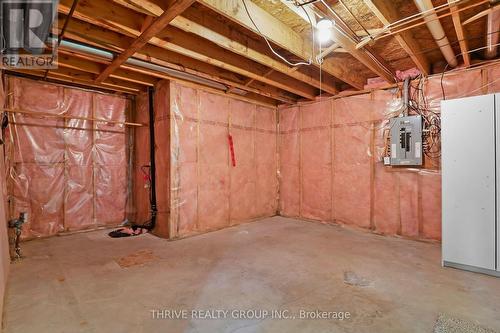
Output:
433,314,498,333
343,271,371,287
115,249,158,268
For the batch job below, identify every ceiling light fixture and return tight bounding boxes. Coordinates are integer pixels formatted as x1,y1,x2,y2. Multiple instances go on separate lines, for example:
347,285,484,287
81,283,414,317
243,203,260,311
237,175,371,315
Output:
317,19,333,43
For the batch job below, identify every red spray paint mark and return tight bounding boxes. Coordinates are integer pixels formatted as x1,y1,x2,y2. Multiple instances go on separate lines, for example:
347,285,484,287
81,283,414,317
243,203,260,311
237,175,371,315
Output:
228,134,236,167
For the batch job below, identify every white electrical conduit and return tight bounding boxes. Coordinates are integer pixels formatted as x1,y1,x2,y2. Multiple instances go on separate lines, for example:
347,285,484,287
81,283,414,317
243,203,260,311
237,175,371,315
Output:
413,0,458,67
485,3,500,59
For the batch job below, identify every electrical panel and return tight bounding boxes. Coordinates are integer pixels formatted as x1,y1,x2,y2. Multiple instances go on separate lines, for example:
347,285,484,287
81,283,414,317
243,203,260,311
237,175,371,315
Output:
388,115,423,166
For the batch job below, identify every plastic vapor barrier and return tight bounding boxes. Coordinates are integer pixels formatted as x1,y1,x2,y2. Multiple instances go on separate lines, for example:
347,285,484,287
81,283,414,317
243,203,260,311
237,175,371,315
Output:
168,82,278,238
5,77,131,239
279,64,500,241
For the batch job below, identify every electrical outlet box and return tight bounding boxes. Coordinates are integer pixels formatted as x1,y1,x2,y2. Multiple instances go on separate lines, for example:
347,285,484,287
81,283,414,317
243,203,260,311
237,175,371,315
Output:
389,115,423,166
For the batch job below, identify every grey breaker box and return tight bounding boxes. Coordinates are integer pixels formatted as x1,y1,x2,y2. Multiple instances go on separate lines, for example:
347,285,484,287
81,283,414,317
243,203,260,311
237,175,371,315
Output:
389,115,423,166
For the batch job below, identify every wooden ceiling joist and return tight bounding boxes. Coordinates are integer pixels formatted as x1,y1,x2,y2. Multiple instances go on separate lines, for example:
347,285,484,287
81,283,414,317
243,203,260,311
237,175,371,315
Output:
58,14,297,104
57,52,159,86
447,0,471,67
53,67,146,91
59,0,316,101
95,0,196,82
363,0,431,75
198,0,366,89
157,26,318,99
8,68,142,94
115,0,339,95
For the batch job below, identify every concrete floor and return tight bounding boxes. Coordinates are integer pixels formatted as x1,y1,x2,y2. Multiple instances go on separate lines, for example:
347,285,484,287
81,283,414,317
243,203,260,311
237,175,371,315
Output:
3,216,500,333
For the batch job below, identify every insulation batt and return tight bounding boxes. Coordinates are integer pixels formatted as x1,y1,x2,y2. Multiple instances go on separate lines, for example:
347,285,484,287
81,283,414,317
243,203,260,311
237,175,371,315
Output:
164,82,278,238
7,77,130,239
279,65,498,241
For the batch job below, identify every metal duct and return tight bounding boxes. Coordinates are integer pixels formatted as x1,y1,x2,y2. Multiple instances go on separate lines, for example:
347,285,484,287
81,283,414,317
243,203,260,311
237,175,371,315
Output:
414,0,458,67
59,40,231,92
485,2,500,59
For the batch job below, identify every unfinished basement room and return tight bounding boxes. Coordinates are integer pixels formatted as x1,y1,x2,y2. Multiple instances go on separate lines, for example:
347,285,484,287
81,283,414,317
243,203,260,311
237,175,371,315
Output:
1,0,500,332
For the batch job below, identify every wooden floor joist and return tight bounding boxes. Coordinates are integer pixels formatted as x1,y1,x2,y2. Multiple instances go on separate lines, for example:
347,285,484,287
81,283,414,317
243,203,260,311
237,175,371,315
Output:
10,0,490,102
116,0,339,95
58,17,298,104
363,0,431,75
95,0,196,82
198,0,367,89
57,53,159,86
7,68,141,94
58,0,317,101
448,0,471,67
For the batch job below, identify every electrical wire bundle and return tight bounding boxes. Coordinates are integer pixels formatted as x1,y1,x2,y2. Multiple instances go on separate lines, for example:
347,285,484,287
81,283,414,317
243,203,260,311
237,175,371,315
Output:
407,75,442,163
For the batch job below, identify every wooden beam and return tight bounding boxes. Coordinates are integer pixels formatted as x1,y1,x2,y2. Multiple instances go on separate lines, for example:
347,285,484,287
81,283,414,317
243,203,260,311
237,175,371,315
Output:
113,0,159,15
57,52,159,86
59,0,315,100
317,43,341,60
7,68,142,94
463,5,500,25
447,0,470,67
58,15,297,104
363,0,430,75
171,77,278,107
118,0,339,95
198,0,366,89
95,0,195,82
171,9,335,94
60,17,297,104
53,67,146,91
158,26,318,99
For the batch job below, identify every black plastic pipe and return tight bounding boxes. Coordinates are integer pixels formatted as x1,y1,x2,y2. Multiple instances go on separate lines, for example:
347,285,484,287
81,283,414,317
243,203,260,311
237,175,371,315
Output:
148,87,157,229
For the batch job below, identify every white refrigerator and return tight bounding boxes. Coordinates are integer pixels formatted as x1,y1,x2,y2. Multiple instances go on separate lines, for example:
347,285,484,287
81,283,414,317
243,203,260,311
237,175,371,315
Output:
441,93,500,277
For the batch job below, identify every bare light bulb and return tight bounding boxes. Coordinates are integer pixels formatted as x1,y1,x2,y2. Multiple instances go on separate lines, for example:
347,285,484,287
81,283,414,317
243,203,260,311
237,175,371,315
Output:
317,19,333,44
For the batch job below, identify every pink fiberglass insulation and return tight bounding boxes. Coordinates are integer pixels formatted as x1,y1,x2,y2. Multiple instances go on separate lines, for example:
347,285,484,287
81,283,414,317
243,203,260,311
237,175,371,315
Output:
278,106,300,217
230,99,257,222
333,95,373,229
488,66,500,93
278,64,500,241
255,105,278,217
170,83,199,236
300,101,332,221
198,91,230,231
93,94,128,224
168,81,277,239
6,77,131,239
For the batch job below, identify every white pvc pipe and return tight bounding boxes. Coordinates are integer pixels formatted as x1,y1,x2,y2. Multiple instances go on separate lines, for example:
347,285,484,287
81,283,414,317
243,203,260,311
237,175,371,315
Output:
485,8,500,59
414,0,458,67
